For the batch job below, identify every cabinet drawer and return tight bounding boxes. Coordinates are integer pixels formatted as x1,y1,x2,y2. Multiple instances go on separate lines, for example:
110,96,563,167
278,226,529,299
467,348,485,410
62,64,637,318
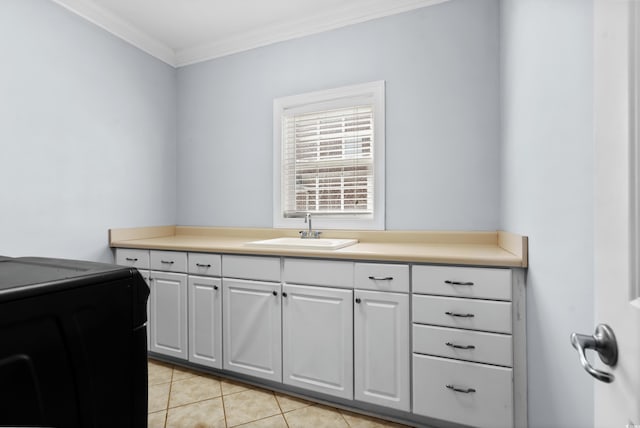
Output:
115,248,149,270
283,258,353,288
413,295,512,334
188,253,222,277
413,324,512,367
413,265,511,301
413,354,513,428
223,255,281,282
150,250,188,272
354,263,409,293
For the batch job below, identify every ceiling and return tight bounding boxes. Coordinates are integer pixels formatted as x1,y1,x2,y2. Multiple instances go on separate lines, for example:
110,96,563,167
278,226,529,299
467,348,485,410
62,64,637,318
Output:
51,0,446,67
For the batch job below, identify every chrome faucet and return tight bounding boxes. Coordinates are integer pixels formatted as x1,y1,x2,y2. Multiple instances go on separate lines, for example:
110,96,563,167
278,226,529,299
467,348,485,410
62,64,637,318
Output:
299,213,321,239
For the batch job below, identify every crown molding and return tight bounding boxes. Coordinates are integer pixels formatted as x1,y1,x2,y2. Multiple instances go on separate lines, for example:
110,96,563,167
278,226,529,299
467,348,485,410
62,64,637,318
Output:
176,0,450,67
51,0,449,68
51,0,177,66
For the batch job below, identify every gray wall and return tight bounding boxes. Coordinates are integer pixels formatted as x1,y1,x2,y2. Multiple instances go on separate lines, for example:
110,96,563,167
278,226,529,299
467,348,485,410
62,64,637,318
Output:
176,0,501,230
0,0,177,262
500,1,594,427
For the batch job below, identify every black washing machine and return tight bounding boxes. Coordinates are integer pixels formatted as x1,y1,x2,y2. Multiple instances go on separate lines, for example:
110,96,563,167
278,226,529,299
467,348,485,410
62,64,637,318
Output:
0,256,149,427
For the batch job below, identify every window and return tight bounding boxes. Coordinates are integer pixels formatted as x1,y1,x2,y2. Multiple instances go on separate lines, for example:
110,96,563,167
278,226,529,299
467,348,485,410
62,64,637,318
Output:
273,81,385,230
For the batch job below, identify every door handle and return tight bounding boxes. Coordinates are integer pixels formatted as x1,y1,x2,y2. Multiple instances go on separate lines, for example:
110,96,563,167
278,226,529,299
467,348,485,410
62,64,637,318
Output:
570,323,618,383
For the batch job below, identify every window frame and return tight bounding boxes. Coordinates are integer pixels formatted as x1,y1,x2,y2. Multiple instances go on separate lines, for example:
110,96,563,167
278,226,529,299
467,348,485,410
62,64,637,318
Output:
273,81,385,230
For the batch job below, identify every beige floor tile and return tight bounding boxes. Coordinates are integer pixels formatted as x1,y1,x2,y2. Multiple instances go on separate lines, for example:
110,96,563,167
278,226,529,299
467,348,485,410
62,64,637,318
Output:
147,410,166,428
223,388,281,427
149,382,171,413
148,360,406,428
284,405,349,428
274,392,312,412
169,375,222,408
166,397,226,428
340,410,409,427
148,360,174,386
221,378,251,396
234,414,288,428
172,365,201,381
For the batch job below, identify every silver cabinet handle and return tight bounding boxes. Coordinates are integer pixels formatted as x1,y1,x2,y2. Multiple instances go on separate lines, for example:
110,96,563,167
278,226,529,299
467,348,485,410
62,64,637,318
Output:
125,257,138,262
445,311,475,318
445,342,476,350
161,260,175,264
444,280,474,286
368,276,393,281
445,384,476,393
570,323,618,383
196,263,211,268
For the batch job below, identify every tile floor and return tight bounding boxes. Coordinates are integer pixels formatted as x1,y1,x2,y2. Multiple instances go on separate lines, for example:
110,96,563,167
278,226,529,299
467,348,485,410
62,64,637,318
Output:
148,359,412,428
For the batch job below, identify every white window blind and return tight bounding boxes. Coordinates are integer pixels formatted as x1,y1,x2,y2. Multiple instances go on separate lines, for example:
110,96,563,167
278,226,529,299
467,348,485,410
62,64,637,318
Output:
282,105,374,217
273,80,385,230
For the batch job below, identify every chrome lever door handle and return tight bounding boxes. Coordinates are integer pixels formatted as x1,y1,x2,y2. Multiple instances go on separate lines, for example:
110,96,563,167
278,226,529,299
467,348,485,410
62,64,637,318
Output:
570,323,618,383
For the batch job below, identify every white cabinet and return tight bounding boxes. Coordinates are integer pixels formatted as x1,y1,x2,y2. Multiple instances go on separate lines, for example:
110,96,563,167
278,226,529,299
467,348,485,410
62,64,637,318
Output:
188,253,222,368
188,275,222,368
114,249,153,348
115,248,149,270
115,249,224,364
221,254,282,382
412,295,512,333
150,250,188,273
113,245,526,428
411,265,522,428
188,253,222,277
148,270,188,359
222,278,282,382
147,250,189,360
354,289,410,411
413,354,513,428
354,263,409,293
282,283,353,400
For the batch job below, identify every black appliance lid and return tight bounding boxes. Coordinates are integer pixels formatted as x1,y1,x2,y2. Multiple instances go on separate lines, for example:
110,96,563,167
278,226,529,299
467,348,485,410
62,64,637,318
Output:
0,257,134,299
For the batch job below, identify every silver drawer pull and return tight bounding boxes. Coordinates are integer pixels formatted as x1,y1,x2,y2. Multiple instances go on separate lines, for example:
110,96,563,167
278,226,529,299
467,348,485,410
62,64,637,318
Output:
196,263,212,268
445,311,475,318
125,257,138,262
446,384,476,394
445,342,476,350
161,260,175,264
368,276,394,281
444,280,474,286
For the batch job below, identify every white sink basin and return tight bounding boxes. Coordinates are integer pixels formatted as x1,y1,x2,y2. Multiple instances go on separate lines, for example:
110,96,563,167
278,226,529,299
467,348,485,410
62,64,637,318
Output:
245,237,358,250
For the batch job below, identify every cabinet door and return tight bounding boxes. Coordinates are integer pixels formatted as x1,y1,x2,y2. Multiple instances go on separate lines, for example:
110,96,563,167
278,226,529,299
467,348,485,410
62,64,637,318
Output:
354,290,410,411
188,276,222,369
148,271,188,360
282,283,353,399
223,278,282,382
